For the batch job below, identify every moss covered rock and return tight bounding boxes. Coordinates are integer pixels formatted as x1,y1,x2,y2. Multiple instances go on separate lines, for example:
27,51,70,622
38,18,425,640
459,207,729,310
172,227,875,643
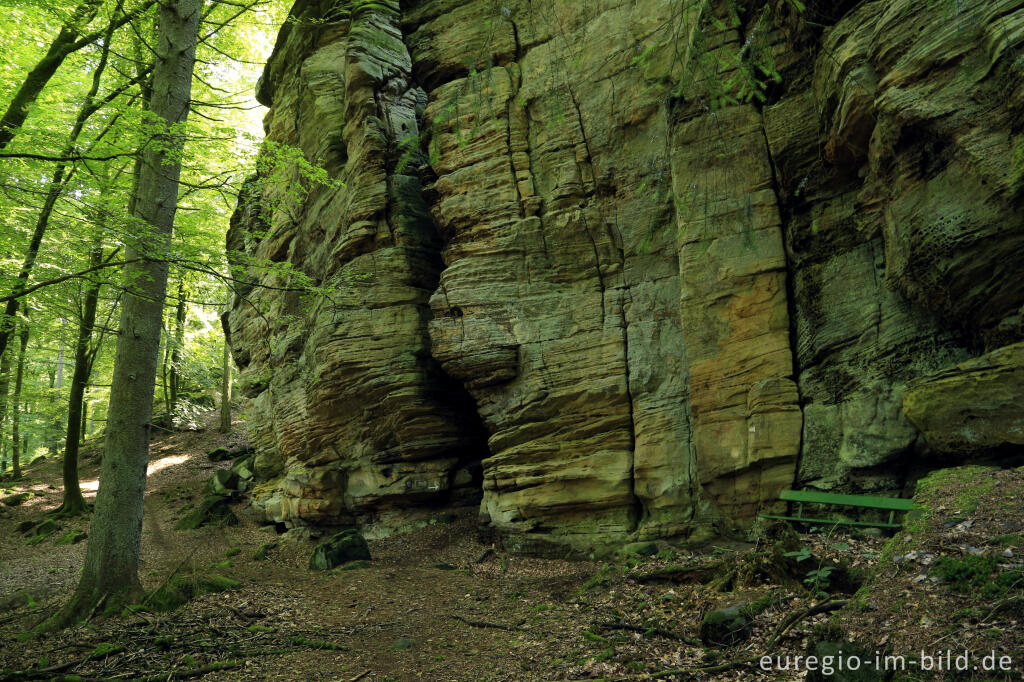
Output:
146,572,240,612
700,604,751,647
208,469,241,496
207,447,233,462
309,529,371,570
175,495,238,530
55,529,87,545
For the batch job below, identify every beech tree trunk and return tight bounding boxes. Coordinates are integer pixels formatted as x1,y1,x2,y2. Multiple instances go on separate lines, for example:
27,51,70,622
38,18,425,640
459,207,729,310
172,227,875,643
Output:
58,239,106,516
0,342,10,470
168,280,186,422
11,323,28,479
48,0,202,627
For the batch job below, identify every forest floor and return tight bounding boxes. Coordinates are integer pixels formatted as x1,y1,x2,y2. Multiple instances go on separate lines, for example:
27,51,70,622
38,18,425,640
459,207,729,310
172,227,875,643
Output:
1,413,1022,681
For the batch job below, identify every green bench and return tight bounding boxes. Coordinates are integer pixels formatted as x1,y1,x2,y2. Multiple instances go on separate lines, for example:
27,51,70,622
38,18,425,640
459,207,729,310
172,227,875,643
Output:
759,489,917,529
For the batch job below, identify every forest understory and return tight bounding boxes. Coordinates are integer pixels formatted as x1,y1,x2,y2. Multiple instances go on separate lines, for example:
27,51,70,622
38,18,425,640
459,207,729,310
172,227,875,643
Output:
1,411,1021,681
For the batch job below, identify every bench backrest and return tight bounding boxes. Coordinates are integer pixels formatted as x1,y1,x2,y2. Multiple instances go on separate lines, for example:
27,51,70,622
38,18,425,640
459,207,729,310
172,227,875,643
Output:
779,489,916,511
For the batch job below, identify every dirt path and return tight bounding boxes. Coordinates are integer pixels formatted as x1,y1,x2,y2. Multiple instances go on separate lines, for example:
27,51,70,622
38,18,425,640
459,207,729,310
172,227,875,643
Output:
0,419,624,681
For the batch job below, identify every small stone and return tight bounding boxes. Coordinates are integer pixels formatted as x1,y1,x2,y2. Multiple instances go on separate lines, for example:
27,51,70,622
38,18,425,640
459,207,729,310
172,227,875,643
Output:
389,638,414,651
699,605,751,647
253,542,276,560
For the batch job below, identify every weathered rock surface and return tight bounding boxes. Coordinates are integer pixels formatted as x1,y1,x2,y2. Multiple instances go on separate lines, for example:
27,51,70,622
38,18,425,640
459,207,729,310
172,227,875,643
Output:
903,342,1024,456
228,0,1024,552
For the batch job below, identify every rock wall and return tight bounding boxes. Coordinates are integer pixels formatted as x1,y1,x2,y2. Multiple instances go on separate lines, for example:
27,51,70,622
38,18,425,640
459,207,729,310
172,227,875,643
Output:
227,0,1024,553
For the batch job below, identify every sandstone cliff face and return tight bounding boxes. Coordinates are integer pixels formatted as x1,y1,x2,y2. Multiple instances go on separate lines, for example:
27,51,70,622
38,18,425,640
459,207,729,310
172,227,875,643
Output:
227,0,1024,552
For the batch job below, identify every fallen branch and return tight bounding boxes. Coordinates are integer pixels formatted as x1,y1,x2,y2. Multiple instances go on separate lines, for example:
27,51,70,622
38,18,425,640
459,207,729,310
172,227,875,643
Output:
449,613,513,630
634,563,722,584
0,658,81,681
594,621,701,646
140,659,243,681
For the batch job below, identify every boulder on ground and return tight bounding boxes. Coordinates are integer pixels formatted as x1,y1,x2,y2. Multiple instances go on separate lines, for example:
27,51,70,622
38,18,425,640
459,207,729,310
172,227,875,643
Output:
2,492,29,507
700,604,752,647
175,495,238,530
206,447,233,462
309,529,371,570
208,469,241,496
230,455,255,490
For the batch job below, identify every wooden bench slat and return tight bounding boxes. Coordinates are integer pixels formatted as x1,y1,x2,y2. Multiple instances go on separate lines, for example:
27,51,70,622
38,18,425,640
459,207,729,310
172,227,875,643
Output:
778,489,915,511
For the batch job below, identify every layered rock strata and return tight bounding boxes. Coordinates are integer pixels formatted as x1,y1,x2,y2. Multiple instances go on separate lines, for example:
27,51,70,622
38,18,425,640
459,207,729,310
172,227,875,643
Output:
227,0,1024,552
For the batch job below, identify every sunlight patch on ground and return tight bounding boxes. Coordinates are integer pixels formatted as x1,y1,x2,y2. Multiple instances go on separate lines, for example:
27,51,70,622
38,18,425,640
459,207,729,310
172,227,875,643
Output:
147,454,189,476
78,454,191,494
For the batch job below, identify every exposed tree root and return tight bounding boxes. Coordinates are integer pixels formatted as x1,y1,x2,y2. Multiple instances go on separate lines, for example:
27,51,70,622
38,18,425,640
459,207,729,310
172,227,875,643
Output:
449,613,515,630
594,620,701,646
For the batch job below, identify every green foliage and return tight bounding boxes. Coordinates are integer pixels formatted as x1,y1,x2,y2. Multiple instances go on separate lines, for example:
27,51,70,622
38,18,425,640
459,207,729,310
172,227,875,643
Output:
785,545,838,591
0,0,292,469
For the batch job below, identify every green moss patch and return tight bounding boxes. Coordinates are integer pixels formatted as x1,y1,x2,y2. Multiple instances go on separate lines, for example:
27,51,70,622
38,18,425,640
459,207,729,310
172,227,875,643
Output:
145,572,240,612
935,555,1024,599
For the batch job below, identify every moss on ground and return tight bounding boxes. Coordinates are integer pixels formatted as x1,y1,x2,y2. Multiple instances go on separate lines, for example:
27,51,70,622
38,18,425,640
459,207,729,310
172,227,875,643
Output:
144,572,240,612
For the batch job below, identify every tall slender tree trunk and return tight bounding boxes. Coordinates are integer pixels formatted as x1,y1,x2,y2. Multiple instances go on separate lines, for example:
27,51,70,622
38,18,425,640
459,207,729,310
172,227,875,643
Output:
47,0,202,627
81,399,88,444
0,342,10,469
48,319,67,454
168,280,186,422
11,322,28,479
160,317,171,427
57,240,105,516
219,313,232,433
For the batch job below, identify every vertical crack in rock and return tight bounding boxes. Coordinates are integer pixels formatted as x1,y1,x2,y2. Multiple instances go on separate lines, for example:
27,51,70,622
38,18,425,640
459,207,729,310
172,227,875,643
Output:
758,121,806,482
